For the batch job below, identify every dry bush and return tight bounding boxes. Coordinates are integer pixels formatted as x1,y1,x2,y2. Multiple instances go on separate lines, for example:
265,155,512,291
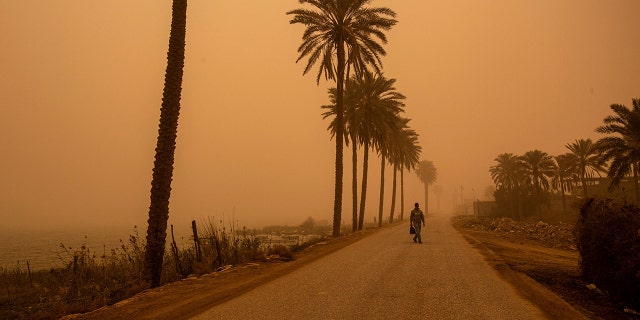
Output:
0,227,148,319
575,198,640,309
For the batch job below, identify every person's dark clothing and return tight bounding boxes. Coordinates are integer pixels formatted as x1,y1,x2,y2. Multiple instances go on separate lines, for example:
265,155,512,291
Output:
410,207,425,243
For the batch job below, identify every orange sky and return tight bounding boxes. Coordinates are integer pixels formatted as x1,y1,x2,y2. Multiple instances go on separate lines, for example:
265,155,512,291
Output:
1,1,639,230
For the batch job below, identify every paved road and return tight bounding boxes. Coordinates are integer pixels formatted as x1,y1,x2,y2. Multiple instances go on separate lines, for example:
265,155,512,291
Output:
191,214,546,320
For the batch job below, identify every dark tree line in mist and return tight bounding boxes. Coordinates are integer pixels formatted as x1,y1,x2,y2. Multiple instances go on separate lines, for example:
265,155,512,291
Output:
490,98,640,220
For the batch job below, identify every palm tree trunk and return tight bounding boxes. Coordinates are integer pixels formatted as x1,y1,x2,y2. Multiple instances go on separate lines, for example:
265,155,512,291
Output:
634,163,640,203
144,0,187,288
581,175,588,197
515,184,523,220
535,181,541,216
389,163,397,223
400,167,405,220
378,156,385,227
351,133,358,232
358,141,369,230
560,177,567,216
509,188,517,219
332,34,346,237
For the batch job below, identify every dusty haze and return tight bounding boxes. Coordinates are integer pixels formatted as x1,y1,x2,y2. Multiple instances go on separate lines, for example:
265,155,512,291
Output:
1,1,639,231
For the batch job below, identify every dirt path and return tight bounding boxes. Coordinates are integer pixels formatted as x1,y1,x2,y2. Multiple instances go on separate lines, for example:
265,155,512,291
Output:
452,218,638,320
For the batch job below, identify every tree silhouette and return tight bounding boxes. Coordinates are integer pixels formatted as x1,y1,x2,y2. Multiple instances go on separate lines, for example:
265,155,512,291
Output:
551,153,577,215
415,160,437,215
144,0,187,287
520,150,555,215
490,153,525,219
396,126,420,220
595,98,640,202
565,139,604,197
288,0,397,236
321,71,405,230
388,118,420,222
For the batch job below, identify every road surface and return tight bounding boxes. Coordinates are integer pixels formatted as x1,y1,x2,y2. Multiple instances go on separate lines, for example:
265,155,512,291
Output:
191,214,547,319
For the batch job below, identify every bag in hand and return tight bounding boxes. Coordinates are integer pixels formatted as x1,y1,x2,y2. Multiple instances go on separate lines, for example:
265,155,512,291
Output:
409,225,416,234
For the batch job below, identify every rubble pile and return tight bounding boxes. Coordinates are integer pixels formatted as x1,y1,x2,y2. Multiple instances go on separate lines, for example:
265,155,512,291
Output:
455,216,577,251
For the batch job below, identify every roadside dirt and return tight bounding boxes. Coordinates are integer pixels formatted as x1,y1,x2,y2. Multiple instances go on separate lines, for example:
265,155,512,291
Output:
64,217,639,320
452,215,639,320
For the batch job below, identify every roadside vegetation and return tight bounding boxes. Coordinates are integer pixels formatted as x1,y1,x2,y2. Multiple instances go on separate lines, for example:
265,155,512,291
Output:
575,198,640,311
0,217,333,320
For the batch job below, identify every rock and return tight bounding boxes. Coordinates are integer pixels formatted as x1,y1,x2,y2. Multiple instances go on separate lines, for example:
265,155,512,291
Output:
216,264,233,272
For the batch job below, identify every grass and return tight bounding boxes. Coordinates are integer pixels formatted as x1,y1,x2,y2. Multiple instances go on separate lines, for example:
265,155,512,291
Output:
0,218,333,320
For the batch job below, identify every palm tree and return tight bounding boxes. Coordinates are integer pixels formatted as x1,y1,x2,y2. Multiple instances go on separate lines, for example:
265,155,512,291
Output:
321,87,357,231
288,0,397,236
321,71,406,230
144,0,187,288
565,139,604,197
490,153,525,219
551,153,577,215
520,150,556,215
376,125,392,227
376,115,406,226
388,118,418,223
354,73,405,229
389,152,400,222
397,127,420,220
415,160,437,215
595,99,640,202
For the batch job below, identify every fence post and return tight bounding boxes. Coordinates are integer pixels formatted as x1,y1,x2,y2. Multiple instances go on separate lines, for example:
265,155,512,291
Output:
170,225,182,277
192,220,202,262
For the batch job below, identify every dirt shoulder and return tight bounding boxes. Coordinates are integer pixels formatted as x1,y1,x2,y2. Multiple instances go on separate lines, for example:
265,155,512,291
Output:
452,215,639,320
63,225,391,320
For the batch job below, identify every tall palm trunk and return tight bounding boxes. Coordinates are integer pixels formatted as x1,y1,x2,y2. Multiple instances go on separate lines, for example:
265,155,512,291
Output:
634,163,640,203
560,176,567,216
358,140,370,230
332,35,346,237
534,177,541,216
515,183,523,220
400,167,405,220
580,174,588,197
351,132,358,232
509,188,518,219
378,156,385,227
144,0,187,288
389,163,397,222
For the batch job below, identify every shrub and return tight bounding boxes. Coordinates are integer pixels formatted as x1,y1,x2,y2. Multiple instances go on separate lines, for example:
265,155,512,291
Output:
574,198,640,308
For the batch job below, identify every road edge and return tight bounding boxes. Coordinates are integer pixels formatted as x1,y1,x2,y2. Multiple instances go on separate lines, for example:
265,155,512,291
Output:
453,224,588,320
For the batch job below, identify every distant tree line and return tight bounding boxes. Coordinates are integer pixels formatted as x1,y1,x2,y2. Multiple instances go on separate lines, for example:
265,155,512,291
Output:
489,98,640,220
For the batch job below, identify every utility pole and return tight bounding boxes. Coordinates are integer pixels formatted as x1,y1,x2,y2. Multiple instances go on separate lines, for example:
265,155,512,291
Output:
472,188,476,216
460,185,465,214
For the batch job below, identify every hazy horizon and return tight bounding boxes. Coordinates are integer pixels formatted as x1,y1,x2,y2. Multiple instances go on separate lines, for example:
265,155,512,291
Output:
1,1,639,232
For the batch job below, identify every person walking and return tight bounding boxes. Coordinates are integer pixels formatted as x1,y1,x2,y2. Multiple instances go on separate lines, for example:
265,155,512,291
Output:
410,203,425,244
